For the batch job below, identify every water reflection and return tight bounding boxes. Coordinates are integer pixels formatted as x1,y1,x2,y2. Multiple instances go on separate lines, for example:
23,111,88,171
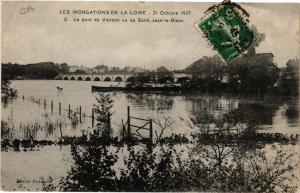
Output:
226,102,278,126
126,93,174,111
285,99,299,125
1,96,16,109
184,94,238,117
1,80,299,141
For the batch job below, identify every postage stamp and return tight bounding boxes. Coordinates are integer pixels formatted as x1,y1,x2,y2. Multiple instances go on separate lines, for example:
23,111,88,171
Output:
195,4,255,62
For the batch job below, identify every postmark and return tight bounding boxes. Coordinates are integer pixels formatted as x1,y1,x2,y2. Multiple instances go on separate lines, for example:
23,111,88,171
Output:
195,3,255,63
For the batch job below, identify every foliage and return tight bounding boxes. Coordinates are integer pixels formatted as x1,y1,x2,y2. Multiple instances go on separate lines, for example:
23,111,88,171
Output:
58,140,297,192
1,75,18,97
278,59,299,96
74,69,86,74
227,51,279,94
58,93,298,192
155,66,174,84
41,177,56,191
2,62,64,79
224,27,278,94
93,94,114,137
60,63,69,74
243,145,298,193
187,108,299,146
153,111,174,144
186,55,225,90
158,134,189,145
186,56,224,79
126,72,156,86
60,144,119,191
1,63,25,79
126,67,174,86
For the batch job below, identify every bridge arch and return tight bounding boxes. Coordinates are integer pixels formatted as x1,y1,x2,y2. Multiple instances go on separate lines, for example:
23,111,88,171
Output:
60,73,134,82
114,76,123,82
104,77,111,82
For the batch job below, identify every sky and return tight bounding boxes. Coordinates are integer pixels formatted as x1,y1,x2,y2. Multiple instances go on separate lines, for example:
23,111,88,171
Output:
1,2,299,69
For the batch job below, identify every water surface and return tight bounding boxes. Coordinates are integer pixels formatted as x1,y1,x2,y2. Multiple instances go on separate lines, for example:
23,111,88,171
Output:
1,80,299,140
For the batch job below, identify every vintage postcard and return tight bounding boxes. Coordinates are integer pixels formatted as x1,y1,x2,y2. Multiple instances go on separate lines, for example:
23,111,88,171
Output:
1,1,300,192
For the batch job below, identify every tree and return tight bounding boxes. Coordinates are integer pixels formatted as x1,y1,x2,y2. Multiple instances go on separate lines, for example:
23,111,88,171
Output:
126,72,156,86
156,66,174,84
60,143,119,191
225,26,280,94
227,53,279,94
74,69,86,74
2,63,25,79
25,62,60,79
93,94,114,137
186,55,225,90
60,63,69,73
2,62,61,79
1,74,17,97
278,59,299,96
153,111,174,144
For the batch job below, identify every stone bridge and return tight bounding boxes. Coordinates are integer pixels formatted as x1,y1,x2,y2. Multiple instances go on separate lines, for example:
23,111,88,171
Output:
57,72,190,83
57,74,133,82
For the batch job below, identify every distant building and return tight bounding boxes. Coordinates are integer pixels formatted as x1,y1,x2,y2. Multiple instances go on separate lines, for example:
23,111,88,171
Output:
173,72,191,83
94,65,108,73
68,65,92,74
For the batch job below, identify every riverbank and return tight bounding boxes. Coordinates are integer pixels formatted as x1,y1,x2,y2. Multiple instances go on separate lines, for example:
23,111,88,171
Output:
2,132,298,152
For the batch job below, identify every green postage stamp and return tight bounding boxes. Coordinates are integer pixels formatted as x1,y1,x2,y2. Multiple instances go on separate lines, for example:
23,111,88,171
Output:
195,4,255,62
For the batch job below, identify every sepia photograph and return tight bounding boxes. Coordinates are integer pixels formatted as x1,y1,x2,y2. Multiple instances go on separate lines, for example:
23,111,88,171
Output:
1,1,300,192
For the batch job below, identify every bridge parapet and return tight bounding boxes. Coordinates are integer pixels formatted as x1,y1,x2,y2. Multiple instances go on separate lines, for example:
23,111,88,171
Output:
58,73,134,82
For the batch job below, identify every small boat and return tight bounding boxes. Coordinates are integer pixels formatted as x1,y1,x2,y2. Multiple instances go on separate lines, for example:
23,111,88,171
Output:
57,86,63,91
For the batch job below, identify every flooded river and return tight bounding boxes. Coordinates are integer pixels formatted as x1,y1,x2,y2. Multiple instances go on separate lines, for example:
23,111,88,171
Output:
1,80,299,140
